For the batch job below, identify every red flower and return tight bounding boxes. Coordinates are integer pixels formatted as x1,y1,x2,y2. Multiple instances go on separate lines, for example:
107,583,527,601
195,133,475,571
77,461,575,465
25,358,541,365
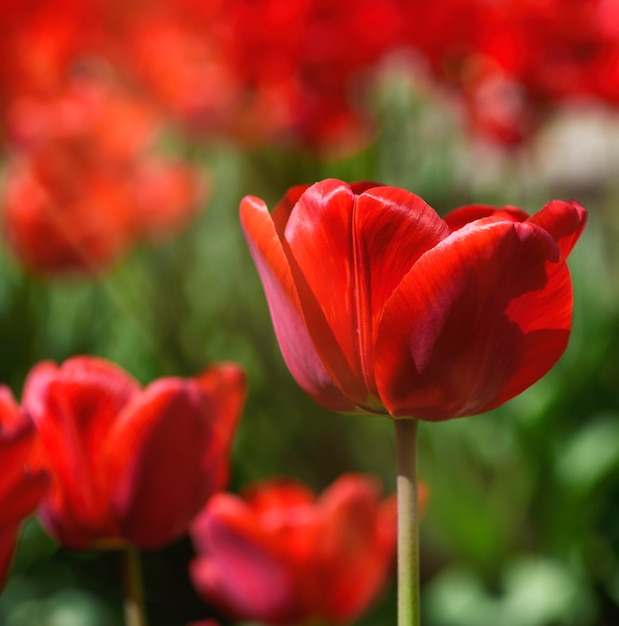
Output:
1,75,203,276
0,386,49,590
240,179,586,421
114,0,408,151
398,0,619,144
22,356,245,550
190,473,423,626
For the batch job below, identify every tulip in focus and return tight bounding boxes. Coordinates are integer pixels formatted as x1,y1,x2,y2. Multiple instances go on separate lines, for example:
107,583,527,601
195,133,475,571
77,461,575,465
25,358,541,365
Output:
191,473,426,625
22,356,245,550
0,386,49,590
240,179,586,421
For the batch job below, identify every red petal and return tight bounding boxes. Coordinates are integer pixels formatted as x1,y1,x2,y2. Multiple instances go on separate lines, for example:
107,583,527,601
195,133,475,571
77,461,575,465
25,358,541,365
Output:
0,386,26,435
316,474,394,623
375,220,573,420
240,193,356,412
108,378,237,549
351,186,450,393
242,479,316,518
271,184,311,236
190,495,301,625
271,181,379,238
445,204,530,230
0,401,49,527
0,448,48,528
283,180,363,395
22,357,139,548
0,525,19,591
527,200,587,258
194,363,247,490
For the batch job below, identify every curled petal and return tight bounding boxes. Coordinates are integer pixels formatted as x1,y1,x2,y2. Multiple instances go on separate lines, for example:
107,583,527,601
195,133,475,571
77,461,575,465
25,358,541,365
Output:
375,220,573,420
526,199,587,258
446,200,587,259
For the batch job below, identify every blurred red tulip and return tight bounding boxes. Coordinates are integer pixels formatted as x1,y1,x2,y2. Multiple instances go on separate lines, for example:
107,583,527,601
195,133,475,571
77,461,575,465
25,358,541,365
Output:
240,179,586,420
399,0,619,143
191,473,424,625
112,0,408,151
1,74,204,276
22,356,245,550
0,0,102,130
0,386,49,590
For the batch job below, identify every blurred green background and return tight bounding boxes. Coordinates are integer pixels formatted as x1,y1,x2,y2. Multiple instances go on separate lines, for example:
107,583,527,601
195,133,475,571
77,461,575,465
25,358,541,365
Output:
1,75,618,626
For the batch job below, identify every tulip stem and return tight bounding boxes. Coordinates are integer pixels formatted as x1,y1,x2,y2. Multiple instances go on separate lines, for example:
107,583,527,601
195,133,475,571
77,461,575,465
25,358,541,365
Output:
122,546,148,626
395,418,420,626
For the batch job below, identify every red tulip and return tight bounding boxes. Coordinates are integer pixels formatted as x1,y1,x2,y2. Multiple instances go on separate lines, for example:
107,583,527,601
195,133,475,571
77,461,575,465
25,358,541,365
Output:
0,386,49,590
1,74,203,276
240,179,586,421
22,356,245,550
190,473,423,625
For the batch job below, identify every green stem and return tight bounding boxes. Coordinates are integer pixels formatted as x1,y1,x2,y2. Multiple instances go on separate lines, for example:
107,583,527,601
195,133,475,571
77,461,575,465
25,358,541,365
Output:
395,418,420,626
122,546,147,626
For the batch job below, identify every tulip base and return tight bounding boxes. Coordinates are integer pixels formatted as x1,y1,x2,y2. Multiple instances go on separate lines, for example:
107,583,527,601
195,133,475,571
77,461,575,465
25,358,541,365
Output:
122,546,147,626
396,418,420,626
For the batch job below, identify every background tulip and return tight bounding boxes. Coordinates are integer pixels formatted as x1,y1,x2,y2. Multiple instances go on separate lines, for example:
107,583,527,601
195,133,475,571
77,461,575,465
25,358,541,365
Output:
240,178,586,421
0,386,49,590
190,473,427,626
1,74,203,276
22,356,246,550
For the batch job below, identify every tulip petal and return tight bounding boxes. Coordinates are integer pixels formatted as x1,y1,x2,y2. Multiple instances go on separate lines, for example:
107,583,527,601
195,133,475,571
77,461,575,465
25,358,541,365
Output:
0,468,49,581
0,438,49,528
271,184,311,236
271,181,378,238
194,363,247,491
375,219,573,419
107,379,222,549
240,193,357,412
527,199,587,258
23,357,139,547
0,397,49,528
352,186,451,392
283,180,364,391
243,479,316,518
0,526,19,591
444,204,530,230
317,474,393,623
190,495,300,625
